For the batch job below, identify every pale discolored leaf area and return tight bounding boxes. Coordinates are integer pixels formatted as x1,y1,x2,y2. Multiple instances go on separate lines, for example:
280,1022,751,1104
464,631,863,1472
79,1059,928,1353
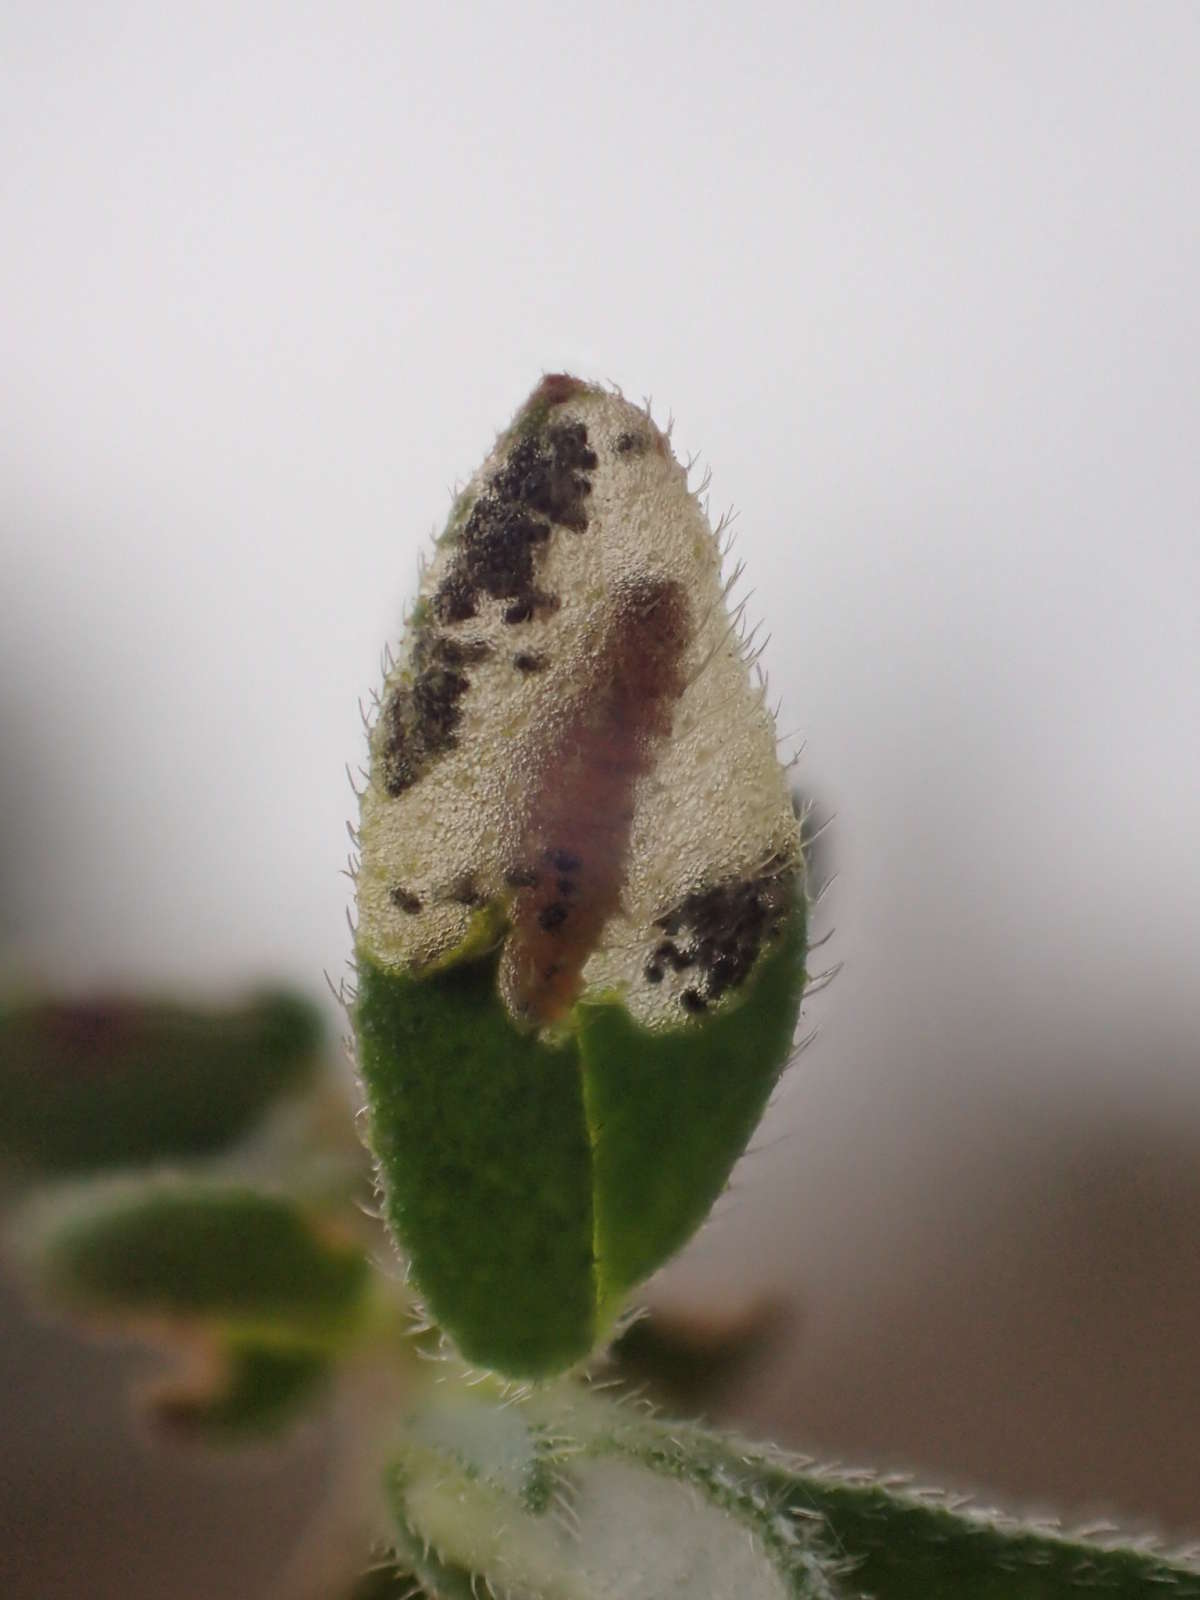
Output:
372,1381,1200,1600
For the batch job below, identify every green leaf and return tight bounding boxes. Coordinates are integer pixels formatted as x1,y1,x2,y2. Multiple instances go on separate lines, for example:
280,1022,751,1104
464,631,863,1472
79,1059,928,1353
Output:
356,907,804,1378
604,1412,1200,1600
150,1336,333,1440
379,1378,1200,1600
25,1177,370,1344
356,949,594,1378
0,989,323,1173
579,905,806,1306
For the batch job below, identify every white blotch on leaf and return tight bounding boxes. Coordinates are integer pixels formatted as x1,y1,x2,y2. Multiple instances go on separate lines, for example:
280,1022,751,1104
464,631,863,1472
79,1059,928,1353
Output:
357,379,800,1031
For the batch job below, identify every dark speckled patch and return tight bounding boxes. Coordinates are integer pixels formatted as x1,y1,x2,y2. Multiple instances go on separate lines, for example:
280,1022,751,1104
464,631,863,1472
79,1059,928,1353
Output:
649,859,796,1010
494,422,598,531
379,632,491,796
384,413,600,796
432,421,597,630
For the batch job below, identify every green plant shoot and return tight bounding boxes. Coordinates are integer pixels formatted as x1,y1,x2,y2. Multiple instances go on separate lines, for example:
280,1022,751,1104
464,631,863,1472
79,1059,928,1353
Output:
353,376,808,1376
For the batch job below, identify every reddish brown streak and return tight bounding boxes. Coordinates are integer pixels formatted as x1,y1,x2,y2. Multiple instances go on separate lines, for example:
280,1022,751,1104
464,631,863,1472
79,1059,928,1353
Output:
529,372,590,408
501,578,691,1024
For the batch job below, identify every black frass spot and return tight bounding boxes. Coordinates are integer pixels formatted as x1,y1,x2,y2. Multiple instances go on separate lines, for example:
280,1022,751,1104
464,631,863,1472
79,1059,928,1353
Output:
654,940,694,971
432,636,492,667
492,423,598,532
537,902,569,932
378,668,465,796
652,864,796,1010
378,631,489,796
388,887,423,914
546,848,582,874
432,420,596,630
513,651,547,674
504,865,541,889
431,571,478,624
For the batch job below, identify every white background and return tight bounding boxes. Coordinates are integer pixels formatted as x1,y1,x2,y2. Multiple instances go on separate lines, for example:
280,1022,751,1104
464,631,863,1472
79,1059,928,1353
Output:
3,4,1199,1592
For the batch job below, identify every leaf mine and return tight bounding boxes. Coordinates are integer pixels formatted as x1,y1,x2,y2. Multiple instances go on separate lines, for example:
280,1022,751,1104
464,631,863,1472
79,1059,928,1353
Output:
354,375,808,1375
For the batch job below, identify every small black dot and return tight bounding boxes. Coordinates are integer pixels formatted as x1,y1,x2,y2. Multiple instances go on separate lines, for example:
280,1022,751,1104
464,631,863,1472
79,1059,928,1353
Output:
503,600,533,625
447,875,482,906
655,939,695,971
389,887,423,914
546,848,582,873
538,902,568,932
681,988,708,1014
644,963,664,984
432,574,478,623
513,651,546,673
433,635,491,666
504,865,540,889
